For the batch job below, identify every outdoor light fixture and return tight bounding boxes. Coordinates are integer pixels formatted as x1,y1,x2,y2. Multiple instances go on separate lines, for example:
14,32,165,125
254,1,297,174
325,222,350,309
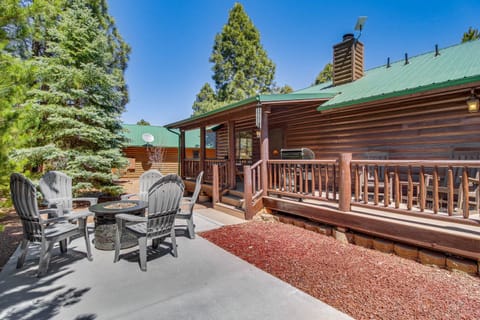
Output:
255,129,261,138
467,89,479,113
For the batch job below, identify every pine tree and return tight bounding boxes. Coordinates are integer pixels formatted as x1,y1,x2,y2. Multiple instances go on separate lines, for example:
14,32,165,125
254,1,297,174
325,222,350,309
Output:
136,119,151,126
192,83,221,116
13,0,130,195
462,27,480,43
314,63,333,85
0,0,31,197
192,3,276,115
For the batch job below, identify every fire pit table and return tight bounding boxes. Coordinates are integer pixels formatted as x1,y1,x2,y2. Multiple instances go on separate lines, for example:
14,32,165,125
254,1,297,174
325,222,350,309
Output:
89,200,148,250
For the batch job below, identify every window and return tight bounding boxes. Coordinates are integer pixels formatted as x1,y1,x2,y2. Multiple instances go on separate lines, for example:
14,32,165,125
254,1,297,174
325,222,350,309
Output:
236,131,252,160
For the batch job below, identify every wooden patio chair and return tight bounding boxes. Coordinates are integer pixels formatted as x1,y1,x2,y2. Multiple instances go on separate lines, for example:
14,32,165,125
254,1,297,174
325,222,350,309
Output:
358,151,391,202
176,171,203,239
121,169,163,202
425,150,480,212
39,171,98,214
114,174,185,271
10,173,93,277
458,171,480,214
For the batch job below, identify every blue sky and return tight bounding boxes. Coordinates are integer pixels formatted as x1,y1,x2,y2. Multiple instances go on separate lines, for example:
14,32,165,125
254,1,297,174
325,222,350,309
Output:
107,0,480,126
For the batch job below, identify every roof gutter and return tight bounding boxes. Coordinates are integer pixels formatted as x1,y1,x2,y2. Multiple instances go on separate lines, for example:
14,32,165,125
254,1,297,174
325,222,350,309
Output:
166,127,181,174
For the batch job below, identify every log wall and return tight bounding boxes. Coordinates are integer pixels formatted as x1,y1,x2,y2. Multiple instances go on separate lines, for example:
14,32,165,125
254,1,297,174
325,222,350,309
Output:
122,146,216,178
269,92,480,160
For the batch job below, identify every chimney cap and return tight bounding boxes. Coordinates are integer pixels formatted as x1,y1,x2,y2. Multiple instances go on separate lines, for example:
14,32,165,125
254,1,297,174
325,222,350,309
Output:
343,33,355,41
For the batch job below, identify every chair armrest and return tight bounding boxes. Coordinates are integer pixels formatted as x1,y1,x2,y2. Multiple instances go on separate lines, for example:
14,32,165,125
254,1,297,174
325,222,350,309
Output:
38,209,68,224
181,197,192,205
120,193,138,200
63,211,93,221
73,197,98,206
115,213,147,223
467,177,480,184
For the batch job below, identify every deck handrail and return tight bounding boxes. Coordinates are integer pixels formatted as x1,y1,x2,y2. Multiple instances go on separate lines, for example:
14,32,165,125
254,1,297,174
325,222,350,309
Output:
265,155,480,224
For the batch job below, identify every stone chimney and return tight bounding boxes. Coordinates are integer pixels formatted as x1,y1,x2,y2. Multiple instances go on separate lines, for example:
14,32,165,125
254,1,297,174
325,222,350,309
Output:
332,33,364,86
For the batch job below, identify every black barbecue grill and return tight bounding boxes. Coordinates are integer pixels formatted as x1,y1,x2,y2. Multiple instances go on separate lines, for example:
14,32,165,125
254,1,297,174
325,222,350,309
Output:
280,148,315,160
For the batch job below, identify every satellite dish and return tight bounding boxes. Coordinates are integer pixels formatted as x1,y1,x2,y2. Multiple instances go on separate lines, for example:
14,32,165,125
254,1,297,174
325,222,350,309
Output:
354,16,367,31
142,133,154,144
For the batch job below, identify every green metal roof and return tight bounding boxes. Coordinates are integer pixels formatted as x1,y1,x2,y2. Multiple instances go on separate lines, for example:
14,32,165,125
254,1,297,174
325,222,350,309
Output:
316,40,480,111
122,124,213,148
165,92,335,128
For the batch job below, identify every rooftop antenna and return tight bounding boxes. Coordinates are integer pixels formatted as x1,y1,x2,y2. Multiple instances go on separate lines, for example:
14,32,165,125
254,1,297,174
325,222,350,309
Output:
354,16,368,41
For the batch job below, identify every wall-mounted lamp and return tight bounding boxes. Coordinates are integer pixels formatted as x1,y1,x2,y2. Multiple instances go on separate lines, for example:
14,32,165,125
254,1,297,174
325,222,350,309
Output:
255,129,261,138
467,89,479,113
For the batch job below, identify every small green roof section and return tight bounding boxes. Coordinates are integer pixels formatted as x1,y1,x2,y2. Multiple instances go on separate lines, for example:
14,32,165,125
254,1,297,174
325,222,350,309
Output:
165,92,335,128
316,40,480,111
122,124,213,148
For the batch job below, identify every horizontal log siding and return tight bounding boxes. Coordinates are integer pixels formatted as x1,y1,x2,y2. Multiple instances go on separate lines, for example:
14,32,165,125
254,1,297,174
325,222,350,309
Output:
269,92,480,160
215,126,228,160
213,116,261,163
122,146,215,178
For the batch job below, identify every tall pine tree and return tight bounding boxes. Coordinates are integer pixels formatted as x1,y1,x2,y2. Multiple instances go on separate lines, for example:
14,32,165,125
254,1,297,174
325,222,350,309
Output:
192,3,276,115
13,0,130,195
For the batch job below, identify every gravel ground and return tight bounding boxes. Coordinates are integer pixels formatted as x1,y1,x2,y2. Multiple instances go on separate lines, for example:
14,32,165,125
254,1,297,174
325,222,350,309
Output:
200,221,480,320
0,210,22,272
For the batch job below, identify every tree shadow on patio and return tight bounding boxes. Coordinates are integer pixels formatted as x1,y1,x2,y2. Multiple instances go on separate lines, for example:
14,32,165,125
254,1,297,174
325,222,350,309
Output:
0,244,94,320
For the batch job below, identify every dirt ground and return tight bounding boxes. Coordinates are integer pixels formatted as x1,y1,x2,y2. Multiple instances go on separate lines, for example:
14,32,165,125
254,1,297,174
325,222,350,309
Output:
0,178,140,271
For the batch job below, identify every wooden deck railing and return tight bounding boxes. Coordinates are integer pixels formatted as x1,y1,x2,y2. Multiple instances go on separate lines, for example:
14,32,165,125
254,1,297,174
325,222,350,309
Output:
267,159,338,202
350,159,480,219
184,159,228,187
243,160,264,219
264,156,480,224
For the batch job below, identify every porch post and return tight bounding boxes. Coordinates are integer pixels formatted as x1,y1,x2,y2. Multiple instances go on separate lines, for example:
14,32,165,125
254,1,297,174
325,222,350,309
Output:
200,126,206,175
228,120,236,188
260,106,270,196
339,153,352,212
180,130,185,178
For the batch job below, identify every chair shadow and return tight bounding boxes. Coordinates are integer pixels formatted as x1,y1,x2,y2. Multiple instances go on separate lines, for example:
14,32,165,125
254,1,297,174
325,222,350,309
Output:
118,240,176,266
0,243,95,320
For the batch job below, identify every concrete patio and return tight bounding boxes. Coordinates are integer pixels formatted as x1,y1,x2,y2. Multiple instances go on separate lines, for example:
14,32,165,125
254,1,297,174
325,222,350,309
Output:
0,206,352,319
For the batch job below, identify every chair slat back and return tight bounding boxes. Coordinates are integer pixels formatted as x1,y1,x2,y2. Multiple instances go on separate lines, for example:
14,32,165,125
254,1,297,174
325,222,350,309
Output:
139,169,163,202
39,171,73,211
147,174,184,237
10,173,43,241
452,150,480,186
188,171,204,212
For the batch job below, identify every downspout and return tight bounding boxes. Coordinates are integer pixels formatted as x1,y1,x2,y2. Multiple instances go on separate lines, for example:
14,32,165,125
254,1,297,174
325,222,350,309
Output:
167,128,181,174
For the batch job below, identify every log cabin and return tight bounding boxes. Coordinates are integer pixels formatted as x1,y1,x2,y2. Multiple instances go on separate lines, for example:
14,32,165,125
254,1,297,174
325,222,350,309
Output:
166,35,480,264
121,124,215,178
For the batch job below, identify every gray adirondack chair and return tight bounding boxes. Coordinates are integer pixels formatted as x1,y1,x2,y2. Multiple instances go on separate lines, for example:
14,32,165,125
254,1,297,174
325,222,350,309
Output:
114,174,184,271
176,171,203,239
10,173,93,277
39,171,98,214
121,169,163,202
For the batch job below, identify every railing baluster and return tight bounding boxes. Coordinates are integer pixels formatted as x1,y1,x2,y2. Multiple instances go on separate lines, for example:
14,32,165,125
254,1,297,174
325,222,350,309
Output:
419,166,425,211
433,167,439,214
407,165,413,210
394,166,400,209
462,168,469,218
447,166,454,216
374,166,379,205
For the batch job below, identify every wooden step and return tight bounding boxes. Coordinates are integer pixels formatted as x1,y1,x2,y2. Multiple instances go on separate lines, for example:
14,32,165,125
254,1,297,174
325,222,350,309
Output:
213,203,246,220
221,193,244,209
228,189,244,198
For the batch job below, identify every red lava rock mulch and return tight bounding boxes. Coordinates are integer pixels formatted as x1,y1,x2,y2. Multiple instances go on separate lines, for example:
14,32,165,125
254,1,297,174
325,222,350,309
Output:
200,221,480,320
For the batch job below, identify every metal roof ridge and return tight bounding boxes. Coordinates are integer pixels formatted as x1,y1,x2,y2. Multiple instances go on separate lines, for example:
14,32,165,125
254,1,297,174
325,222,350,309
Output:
317,74,480,112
